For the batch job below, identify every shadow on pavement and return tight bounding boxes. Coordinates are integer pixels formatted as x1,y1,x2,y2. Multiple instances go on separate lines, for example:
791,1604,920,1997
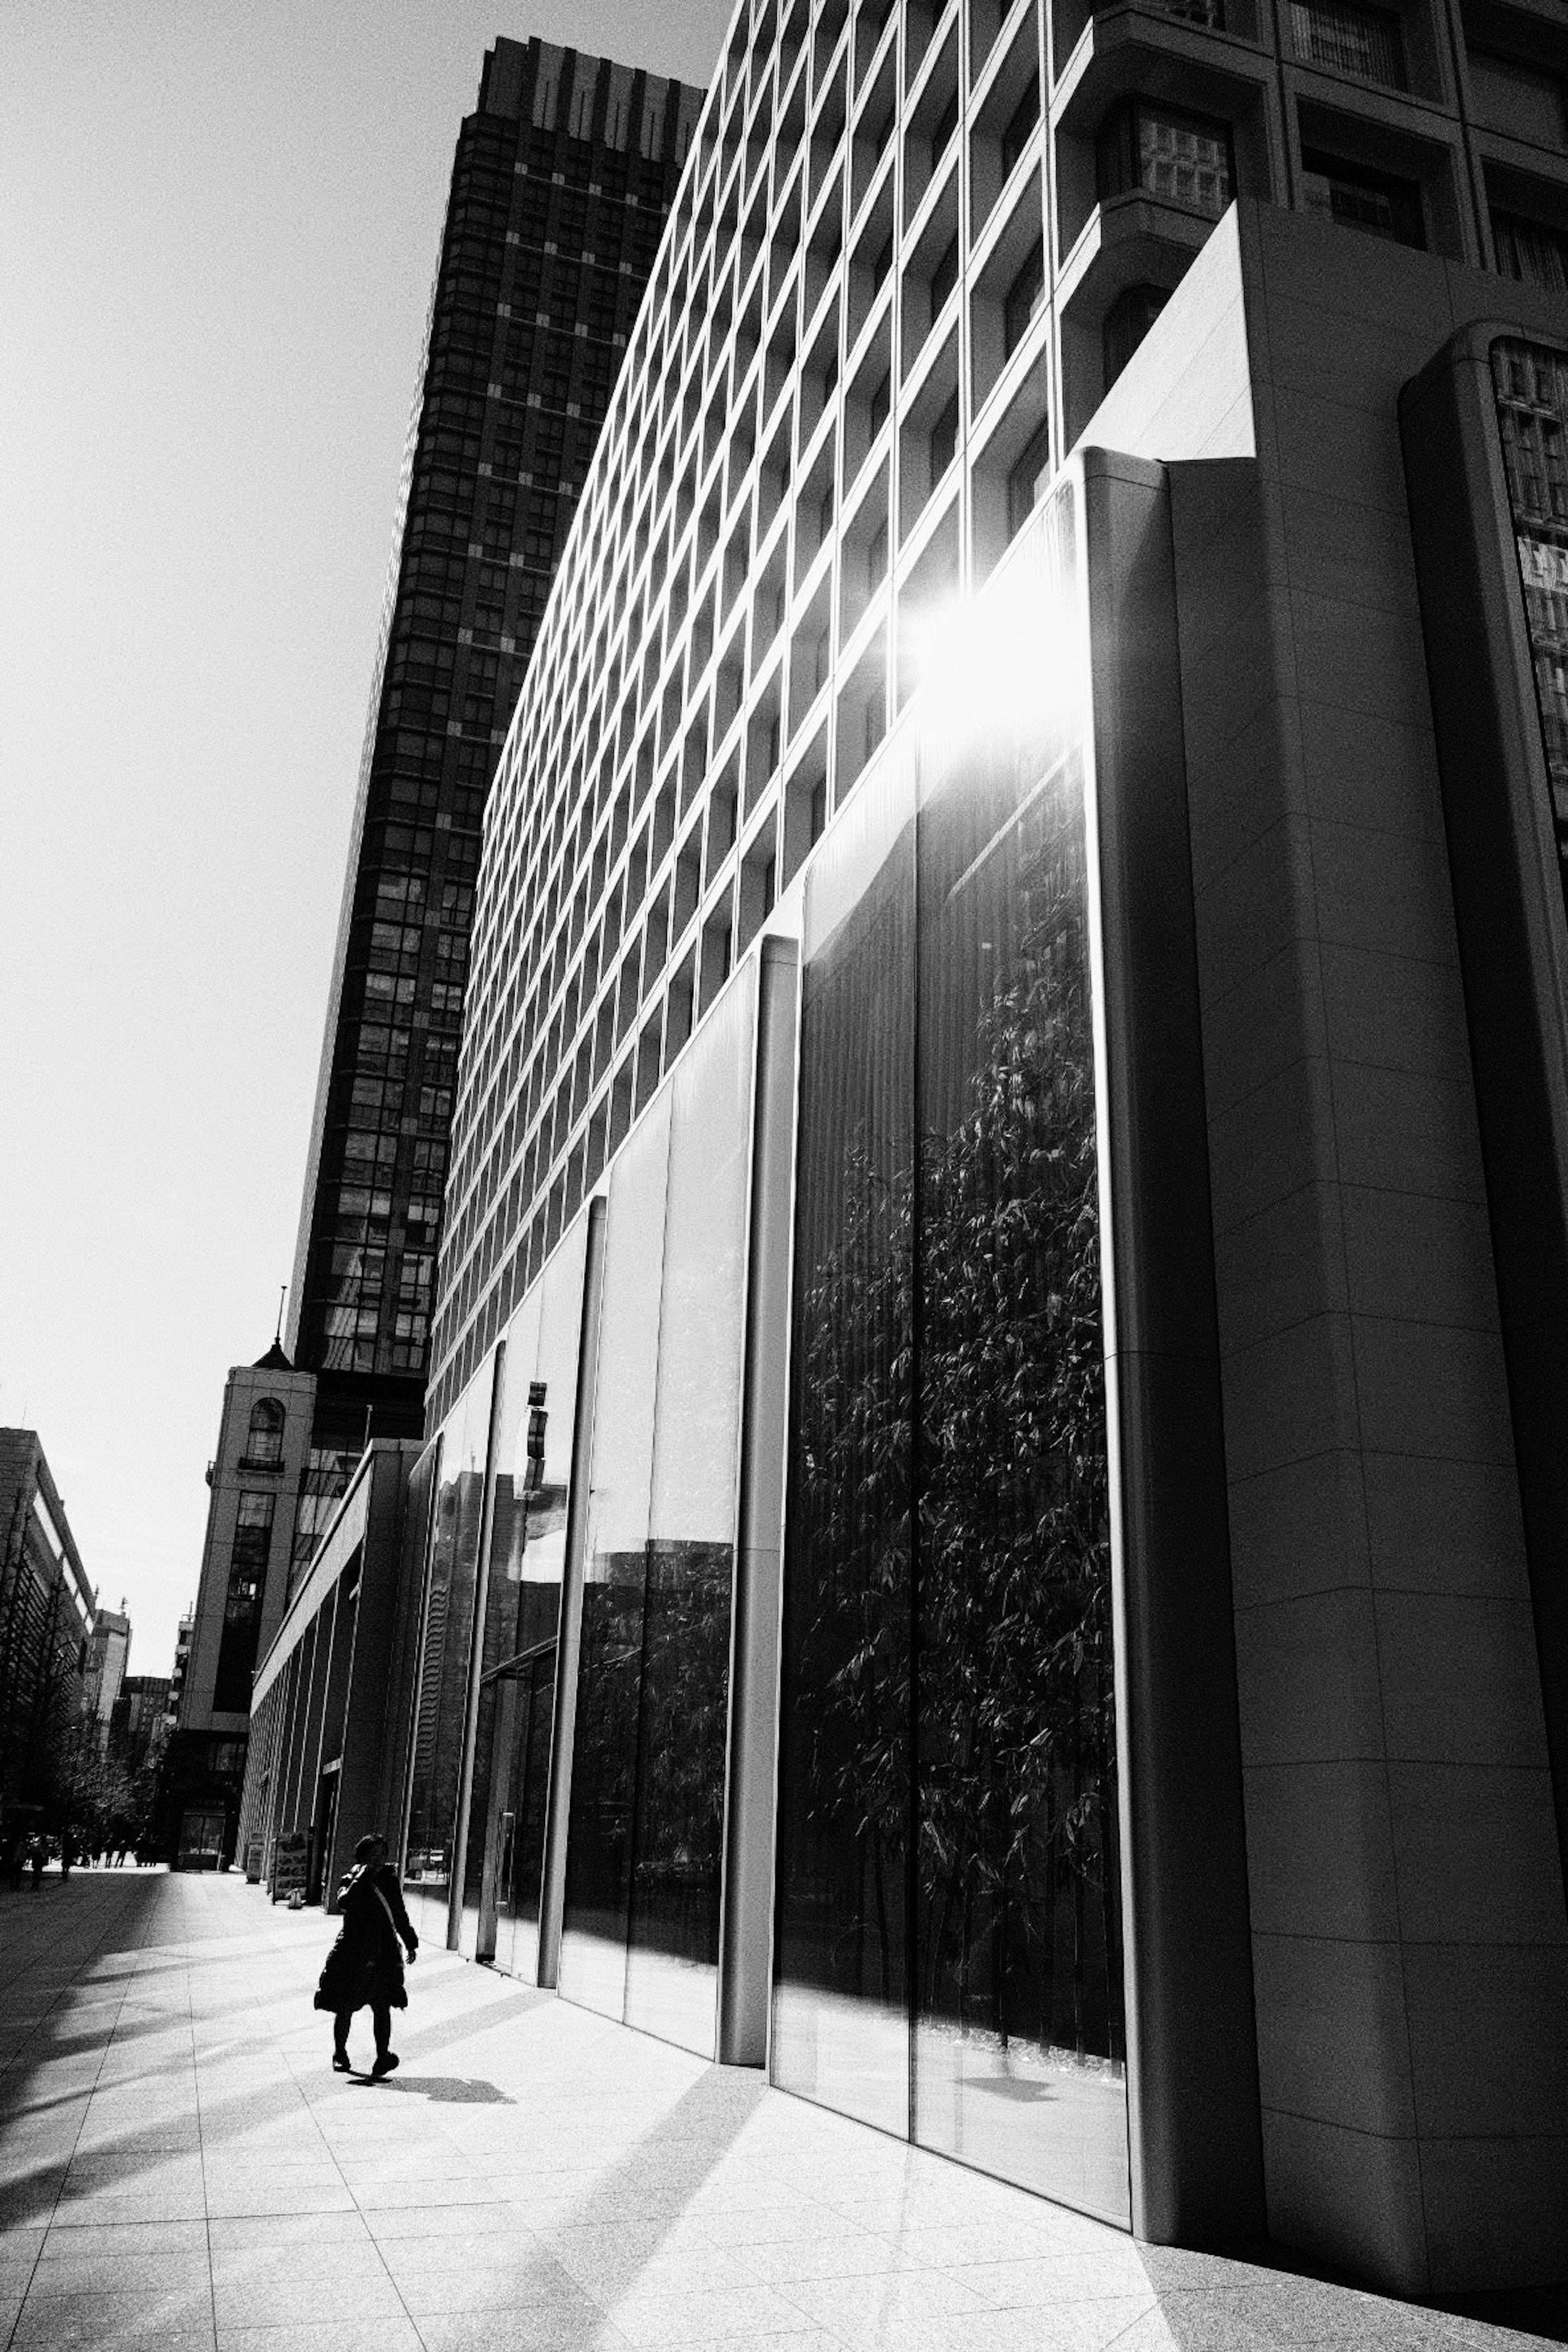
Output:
363,2074,515,2103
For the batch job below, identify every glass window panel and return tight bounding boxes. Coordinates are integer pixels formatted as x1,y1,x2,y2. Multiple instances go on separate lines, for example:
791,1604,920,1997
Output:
401,1356,496,1945
459,1292,545,1952
774,741,917,2140
910,503,1127,2222
492,1650,557,1982
468,1214,595,1976
559,1093,673,2019
774,490,1130,2224
624,963,757,2055
1288,0,1404,87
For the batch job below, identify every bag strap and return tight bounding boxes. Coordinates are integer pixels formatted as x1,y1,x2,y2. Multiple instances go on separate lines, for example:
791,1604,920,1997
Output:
372,1876,403,1947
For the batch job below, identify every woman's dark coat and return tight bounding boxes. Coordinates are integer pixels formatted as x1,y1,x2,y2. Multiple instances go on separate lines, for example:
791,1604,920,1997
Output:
313,1860,418,2015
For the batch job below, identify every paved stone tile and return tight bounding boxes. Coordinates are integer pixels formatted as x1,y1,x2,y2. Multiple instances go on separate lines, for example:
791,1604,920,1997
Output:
740,2235,908,2287
210,2270,408,2328
413,2318,634,2352
599,2281,826,2343
10,2282,216,2345
26,2249,214,2294
205,2244,394,2290
781,2268,999,2343
2,1875,1560,2352
207,2211,376,2248
214,2326,424,2352
359,2199,531,2241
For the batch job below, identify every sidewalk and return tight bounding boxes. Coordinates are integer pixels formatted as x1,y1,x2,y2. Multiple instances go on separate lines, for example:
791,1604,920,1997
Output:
0,1872,1557,2352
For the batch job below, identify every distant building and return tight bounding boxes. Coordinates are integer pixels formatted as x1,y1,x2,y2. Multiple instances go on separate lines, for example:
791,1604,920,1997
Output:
0,1428,96,1838
236,1443,424,1904
160,1346,314,1867
82,1605,130,1748
110,1676,172,1774
275,35,704,1550
166,1610,192,1732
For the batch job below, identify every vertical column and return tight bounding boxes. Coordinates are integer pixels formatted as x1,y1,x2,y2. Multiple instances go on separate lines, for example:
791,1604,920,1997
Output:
537,1197,607,1988
718,939,800,2065
1080,448,1265,2247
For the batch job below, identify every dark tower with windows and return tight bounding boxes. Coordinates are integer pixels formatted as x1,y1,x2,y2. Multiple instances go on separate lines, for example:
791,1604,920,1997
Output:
283,37,702,1519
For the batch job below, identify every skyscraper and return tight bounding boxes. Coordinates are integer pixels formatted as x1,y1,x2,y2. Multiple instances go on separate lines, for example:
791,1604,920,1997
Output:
178,37,702,1864
283,36,702,1501
343,0,1568,2302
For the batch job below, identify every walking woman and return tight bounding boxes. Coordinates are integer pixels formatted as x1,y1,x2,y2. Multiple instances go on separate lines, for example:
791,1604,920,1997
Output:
313,1833,418,2076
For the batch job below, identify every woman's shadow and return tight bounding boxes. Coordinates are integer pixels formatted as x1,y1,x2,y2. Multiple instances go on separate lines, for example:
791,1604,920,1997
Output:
351,2073,513,2103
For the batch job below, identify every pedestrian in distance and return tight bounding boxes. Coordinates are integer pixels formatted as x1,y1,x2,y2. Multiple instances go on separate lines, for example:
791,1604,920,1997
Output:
313,1833,418,2078
28,1838,45,1890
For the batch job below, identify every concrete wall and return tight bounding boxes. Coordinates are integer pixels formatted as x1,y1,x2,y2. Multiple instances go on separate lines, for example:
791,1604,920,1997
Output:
1086,200,1568,2293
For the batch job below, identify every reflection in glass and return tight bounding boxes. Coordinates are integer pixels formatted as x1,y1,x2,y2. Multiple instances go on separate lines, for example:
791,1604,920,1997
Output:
486,1647,557,1982
401,1357,495,1943
468,1219,591,1974
913,699,1125,2223
775,494,1129,2221
624,975,753,2052
773,750,917,2139
560,1095,672,2021
560,972,756,2058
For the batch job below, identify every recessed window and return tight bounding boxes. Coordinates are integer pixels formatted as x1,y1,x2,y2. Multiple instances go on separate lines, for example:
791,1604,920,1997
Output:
1003,239,1046,357
932,85,960,162
1494,209,1568,297
243,1398,285,1469
931,385,961,479
1007,417,1052,539
1097,100,1235,222
1001,74,1040,178
1469,53,1567,151
1103,283,1170,388
1301,145,1425,247
1288,0,1404,90
930,231,960,313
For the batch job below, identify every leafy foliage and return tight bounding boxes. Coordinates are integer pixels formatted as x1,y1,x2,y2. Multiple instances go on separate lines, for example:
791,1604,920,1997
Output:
786,754,1121,2063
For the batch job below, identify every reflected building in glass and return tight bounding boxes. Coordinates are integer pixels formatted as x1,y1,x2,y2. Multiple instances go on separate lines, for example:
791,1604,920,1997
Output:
243,0,1568,2305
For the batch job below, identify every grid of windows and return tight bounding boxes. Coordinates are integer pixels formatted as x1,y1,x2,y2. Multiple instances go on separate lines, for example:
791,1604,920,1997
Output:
427,0,1568,1427
1494,336,1568,910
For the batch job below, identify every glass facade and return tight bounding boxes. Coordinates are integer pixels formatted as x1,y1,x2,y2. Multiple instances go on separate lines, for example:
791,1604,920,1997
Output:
461,1217,591,1978
774,501,1129,2223
401,1356,495,1942
559,967,757,2057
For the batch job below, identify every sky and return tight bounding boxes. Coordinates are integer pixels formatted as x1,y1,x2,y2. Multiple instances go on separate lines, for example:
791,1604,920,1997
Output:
0,0,732,1677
